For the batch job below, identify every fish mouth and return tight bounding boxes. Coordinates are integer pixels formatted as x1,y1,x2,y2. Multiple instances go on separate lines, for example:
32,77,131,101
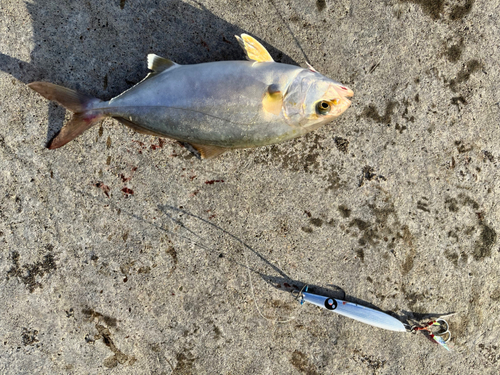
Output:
332,83,354,98
338,96,352,113
340,96,352,105
334,96,351,108
341,88,354,98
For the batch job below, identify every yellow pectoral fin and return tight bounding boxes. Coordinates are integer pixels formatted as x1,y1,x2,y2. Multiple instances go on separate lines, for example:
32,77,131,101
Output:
235,34,274,63
262,85,283,115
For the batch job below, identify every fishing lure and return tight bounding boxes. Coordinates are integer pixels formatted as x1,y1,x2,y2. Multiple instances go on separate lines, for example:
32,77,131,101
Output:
296,286,408,332
295,286,452,350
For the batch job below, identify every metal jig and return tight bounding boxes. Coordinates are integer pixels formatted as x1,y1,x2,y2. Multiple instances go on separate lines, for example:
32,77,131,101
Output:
294,286,408,332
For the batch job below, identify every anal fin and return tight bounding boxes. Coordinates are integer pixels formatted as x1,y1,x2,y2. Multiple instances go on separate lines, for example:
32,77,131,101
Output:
183,143,228,159
114,117,227,159
113,116,167,137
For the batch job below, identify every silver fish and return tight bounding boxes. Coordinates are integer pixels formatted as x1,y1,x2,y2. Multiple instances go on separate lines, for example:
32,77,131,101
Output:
29,34,353,158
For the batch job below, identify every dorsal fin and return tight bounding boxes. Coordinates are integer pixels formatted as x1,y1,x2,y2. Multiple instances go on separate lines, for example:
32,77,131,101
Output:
147,54,178,73
235,34,274,63
306,62,318,73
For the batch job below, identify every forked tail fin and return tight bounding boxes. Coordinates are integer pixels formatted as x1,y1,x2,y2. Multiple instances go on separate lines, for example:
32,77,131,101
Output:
28,82,105,149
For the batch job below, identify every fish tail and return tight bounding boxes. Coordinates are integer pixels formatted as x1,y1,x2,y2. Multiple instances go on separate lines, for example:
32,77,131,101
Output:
28,82,105,149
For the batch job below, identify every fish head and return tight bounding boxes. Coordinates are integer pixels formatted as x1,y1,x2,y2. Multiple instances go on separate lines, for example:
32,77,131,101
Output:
283,70,353,130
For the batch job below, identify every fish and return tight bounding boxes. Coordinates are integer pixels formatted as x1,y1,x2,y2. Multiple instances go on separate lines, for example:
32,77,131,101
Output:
29,34,353,159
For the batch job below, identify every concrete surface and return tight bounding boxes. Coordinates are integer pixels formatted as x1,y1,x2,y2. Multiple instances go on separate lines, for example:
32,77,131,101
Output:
1,0,499,373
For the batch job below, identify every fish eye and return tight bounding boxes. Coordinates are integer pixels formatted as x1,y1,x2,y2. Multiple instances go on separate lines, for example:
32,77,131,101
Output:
316,101,331,115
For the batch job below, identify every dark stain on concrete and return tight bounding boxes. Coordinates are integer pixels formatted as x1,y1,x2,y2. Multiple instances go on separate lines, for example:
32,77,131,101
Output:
120,260,135,275
356,248,365,262
253,133,323,173
6,250,57,293
395,123,407,134
82,308,118,328
350,219,380,247
478,344,500,365
359,166,377,186
417,199,430,213
458,193,479,209
21,328,39,346
213,325,222,339
167,246,178,265
445,197,459,212
401,99,415,123
473,222,497,260
400,0,444,20
120,0,126,10
359,166,386,187
316,0,327,12
455,140,473,153
448,59,482,92
451,96,467,106
327,169,343,191
361,101,398,124
483,150,494,162
301,226,313,234
137,266,151,274
334,137,349,153
370,203,395,226
490,288,500,301
358,228,380,247
310,218,323,227
352,348,387,370
444,248,468,266
445,194,479,212
403,289,426,312
350,218,370,232
95,324,136,368
338,204,351,218
444,249,459,266
173,351,196,375
290,350,318,375
400,226,416,275
445,39,464,63
342,191,418,268
400,0,474,21
449,0,475,20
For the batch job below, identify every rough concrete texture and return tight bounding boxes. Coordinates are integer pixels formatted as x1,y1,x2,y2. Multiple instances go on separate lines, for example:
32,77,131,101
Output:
0,0,499,373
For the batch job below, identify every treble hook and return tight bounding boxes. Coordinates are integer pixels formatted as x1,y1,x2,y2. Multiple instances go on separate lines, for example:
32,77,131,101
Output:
411,319,452,351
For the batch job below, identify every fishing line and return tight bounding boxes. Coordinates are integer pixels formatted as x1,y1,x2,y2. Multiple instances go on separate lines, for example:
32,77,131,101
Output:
243,247,299,324
160,205,301,323
266,0,311,65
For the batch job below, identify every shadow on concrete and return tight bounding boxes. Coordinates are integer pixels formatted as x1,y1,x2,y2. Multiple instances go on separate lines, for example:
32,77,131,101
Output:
0,0,297,145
